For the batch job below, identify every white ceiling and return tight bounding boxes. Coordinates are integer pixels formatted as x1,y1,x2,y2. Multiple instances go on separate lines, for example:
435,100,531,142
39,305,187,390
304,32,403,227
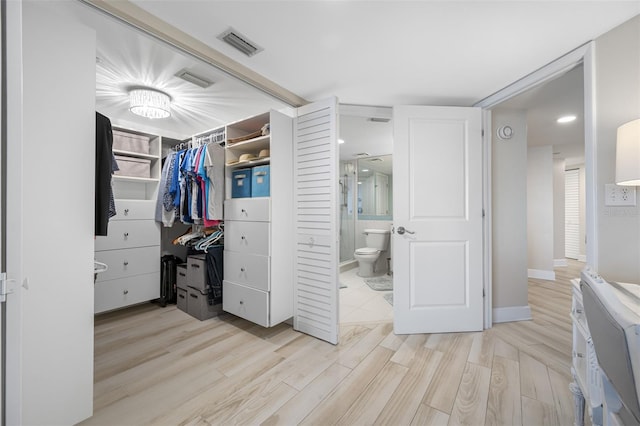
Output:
130,0,638,107
63,1,637,157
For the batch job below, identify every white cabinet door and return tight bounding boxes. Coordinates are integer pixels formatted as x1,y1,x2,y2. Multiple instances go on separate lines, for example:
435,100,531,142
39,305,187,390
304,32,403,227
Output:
5,3,95,424
293,97,340,345
393,105,484,334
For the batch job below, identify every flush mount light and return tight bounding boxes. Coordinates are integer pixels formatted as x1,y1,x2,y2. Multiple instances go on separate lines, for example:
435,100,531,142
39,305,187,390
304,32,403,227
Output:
338,139,345,144
557,115,576,124
361,169,369,172
129,88,171,119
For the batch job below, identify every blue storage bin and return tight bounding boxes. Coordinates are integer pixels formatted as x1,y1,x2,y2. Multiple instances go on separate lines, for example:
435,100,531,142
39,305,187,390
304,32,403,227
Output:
232,168,252,198
251,165,270,197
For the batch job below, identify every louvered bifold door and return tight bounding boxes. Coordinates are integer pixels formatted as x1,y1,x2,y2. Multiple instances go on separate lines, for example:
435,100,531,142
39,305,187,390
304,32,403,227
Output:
293,97,339,345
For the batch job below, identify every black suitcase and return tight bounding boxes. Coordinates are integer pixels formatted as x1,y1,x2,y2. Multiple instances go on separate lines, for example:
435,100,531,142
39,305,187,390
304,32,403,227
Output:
160,255,182,307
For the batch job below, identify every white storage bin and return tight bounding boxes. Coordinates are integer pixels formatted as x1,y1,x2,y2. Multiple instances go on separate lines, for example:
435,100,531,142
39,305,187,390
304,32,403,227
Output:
113,130,150,154
114,155,151,178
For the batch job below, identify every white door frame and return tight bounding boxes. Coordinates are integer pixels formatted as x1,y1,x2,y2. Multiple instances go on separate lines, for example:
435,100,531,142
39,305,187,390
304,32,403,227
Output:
475,42,597,328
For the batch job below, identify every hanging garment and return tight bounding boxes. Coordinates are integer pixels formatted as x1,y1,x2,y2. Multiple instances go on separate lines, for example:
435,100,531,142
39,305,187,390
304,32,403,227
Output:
108,152,119,219
155,151,178,227
204,141,225,221
95,112,114,236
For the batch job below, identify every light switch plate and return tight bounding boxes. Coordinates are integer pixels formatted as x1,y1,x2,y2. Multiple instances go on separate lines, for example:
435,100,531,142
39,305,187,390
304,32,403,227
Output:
605,184,637,206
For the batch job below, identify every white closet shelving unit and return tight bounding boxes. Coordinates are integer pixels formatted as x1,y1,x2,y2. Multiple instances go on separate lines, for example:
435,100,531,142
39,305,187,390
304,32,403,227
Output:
222,111,294,327
94,126,162,314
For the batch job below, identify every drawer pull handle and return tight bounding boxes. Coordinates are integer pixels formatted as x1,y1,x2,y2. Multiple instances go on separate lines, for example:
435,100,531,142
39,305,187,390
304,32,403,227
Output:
123,261,129,266
123,289,129,295
179,272,186,277
241,235,246,240
575,308,583,314
239,300,244,305
241,209,247,214
191,264,200,268
124,208,129,216
576,352,584,358
190,294,198,299
124,232,129,239
179,294,185,299
240,267,245,272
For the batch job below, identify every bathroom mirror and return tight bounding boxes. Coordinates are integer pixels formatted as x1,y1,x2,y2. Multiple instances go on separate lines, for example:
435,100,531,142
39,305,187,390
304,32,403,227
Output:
357,155,392,220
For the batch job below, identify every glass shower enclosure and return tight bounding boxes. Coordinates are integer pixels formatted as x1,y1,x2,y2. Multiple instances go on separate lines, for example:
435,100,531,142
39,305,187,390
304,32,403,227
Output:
339,160,356,263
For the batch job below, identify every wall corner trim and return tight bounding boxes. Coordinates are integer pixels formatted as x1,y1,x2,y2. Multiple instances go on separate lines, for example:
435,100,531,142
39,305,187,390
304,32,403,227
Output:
527,268,556,281
492,305,532,323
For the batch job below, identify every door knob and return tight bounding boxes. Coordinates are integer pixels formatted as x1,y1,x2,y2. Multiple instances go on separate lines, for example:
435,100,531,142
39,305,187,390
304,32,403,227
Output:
397,226,415,235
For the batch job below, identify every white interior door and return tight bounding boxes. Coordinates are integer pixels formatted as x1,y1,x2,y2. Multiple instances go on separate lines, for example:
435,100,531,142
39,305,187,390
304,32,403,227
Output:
5,3,95,424
393,105,484,334
293,97,340,345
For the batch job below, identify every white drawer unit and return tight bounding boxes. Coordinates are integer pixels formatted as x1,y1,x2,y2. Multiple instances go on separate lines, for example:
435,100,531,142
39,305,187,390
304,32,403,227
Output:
225,221,271,256
111,199,156,221
224,251,270,292
225,198,270,222
94,246,160,282
222,110,294,328
94,192,160,314
94,219,159,251
222,281,269,328
94,272,160,314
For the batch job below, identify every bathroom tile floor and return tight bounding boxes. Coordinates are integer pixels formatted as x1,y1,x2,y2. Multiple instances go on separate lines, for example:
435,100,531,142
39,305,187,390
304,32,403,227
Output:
339,267,393,324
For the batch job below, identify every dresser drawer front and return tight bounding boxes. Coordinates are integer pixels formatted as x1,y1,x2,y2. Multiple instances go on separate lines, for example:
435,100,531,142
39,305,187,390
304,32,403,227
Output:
176,264,188,290
226,221,270,256
94,246,160,282
94,272,160,313
225,198,270,222
224,251,270,291
95,220,159,251
223,281,269,327
111,199,156,220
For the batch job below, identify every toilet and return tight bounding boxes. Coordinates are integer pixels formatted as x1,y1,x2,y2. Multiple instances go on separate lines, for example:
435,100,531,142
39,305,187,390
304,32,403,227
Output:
354,229,391,277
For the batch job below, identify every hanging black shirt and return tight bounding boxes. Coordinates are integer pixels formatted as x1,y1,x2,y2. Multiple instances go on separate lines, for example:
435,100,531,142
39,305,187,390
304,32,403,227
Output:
95,112,113,236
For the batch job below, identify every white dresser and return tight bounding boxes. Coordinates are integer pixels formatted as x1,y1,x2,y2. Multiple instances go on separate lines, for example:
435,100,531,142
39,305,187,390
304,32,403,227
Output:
94,199,160,313
222,110,294,327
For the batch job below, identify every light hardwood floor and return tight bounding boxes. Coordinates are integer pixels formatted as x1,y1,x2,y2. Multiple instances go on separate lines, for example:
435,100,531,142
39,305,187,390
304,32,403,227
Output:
81,260,584,426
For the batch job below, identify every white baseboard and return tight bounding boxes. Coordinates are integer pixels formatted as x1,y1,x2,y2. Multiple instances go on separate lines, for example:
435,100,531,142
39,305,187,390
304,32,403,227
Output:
528,268,556,281
493,305,532,323
577,255,586,262
554,259,568,267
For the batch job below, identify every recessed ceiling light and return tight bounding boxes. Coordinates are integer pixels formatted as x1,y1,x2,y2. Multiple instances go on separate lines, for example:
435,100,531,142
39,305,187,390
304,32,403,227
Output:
557,115,577,123
338,139,345,144
357,182,362,185
361,169,369,172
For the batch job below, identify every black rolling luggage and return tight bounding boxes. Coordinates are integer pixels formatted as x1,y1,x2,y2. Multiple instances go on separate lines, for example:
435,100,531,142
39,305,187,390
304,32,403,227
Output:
160,255,182,307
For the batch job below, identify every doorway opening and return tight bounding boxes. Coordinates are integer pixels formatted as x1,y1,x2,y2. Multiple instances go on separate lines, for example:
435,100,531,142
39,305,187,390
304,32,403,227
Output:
338,107,393,324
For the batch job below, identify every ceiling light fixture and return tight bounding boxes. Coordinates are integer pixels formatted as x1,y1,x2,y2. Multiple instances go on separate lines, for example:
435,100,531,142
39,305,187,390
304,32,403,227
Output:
129,88,171,119
338,139,345,144
557,115,577,124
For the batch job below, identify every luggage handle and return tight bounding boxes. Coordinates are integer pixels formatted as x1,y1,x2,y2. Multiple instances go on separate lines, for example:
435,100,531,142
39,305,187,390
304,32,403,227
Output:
178,272,186,277
254,171,267,176
234,174,247,179
191,264,200,268
190,294,198,299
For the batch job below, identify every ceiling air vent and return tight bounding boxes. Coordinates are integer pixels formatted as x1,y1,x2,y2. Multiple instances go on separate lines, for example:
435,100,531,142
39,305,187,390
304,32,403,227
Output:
218,28,263,57
355,152,370,158
174,69,214,88
368,117,391,123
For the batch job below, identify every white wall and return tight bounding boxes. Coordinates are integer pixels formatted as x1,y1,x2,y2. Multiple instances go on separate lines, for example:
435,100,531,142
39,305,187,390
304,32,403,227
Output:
553,159,566,263
595,15,640,282
579,165,587,260
491,110,529,310
6,2,95,424
527,145,555,277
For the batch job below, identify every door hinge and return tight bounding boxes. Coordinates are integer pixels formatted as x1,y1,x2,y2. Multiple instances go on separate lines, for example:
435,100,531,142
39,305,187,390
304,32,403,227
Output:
483,288,486,298
0,273,15,302
482,129,485,137
482,209,485,218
